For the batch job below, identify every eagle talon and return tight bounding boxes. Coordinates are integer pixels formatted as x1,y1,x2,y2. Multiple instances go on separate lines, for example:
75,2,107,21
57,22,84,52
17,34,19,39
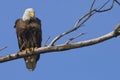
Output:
25,48,30,53
30,48,34,52
34,47,38,50
20,50,27,54
30,47,38,52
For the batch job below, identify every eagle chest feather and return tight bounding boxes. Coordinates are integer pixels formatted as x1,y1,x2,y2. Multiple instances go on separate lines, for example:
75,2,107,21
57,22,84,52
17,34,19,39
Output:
15,19,41,50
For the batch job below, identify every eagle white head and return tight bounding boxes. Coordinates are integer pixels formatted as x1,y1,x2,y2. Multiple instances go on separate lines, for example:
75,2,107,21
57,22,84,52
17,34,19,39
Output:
22,8,35,21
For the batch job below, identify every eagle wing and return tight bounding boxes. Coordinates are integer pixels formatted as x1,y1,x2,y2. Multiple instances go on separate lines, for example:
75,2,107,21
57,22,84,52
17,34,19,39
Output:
14,19,26,50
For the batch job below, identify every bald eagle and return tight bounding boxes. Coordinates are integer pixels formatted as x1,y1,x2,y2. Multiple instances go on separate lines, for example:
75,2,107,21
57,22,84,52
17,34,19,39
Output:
14,8,42,71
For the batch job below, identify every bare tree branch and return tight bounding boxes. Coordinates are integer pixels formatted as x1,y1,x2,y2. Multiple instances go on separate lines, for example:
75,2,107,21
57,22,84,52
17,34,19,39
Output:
44,36,50,47
94,0,114,12
0,23,120,63
65,33,86,44
0,0,120,63
49,0,117,46
115,0,120,5
90,0,96,12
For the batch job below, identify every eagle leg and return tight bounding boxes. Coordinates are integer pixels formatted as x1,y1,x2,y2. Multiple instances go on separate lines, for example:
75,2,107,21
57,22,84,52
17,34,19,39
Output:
30,47,34,51
25,48,30,53
20,48,30,54
30,47,38,52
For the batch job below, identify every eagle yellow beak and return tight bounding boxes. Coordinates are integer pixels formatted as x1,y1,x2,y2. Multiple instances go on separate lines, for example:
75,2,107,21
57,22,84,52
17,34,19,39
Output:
30,12,35,18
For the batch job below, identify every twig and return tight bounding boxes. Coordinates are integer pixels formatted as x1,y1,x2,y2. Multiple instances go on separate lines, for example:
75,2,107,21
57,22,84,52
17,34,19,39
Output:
90,0,96,12
114,0,120,6
44,36,50,47
94,0,114,12
99,0,111,10
0,46,7,51
65,33,86,44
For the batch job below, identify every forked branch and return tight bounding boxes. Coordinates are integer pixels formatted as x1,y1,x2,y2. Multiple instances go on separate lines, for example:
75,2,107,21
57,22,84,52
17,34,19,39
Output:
0,0,120,63
49,0,117,46
0,23,120,63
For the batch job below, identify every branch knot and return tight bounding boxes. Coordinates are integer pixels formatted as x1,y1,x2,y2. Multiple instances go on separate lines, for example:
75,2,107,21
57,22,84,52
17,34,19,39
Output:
114,23,120,37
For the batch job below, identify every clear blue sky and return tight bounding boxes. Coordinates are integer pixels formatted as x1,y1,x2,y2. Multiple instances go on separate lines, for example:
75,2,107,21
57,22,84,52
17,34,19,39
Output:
0,0,120,80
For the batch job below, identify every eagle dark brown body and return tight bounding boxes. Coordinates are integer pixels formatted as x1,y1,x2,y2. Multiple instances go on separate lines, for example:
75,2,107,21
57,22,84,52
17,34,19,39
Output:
14,18,42,71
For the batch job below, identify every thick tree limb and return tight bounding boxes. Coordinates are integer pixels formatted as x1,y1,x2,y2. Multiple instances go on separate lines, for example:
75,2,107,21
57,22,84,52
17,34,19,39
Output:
0,23,120,63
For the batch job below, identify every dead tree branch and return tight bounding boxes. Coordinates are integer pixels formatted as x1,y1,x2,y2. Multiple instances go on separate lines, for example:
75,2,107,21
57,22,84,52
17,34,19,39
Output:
49,0,116,46
0,23,120,63
115,0,120,5
0,0,120,63
65,33,86,44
